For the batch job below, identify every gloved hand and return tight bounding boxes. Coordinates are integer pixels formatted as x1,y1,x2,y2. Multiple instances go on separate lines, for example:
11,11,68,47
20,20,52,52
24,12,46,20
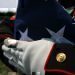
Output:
2,38,54,75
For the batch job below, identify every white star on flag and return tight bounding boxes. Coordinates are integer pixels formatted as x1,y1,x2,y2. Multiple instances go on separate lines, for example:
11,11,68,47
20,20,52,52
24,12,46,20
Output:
19,28,33,41
46,26,74,44
19,26,74,44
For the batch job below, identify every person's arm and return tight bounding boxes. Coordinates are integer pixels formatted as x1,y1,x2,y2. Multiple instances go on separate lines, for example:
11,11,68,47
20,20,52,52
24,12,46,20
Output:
2,38,75,75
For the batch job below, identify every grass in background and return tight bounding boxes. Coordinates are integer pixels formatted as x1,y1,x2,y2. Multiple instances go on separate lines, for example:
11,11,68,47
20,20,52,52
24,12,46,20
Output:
0,60,12,75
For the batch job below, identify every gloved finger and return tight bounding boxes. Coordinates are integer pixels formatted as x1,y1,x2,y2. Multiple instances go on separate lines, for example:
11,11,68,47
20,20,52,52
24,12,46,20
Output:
2,44,18,54
2,44,19,58
4,37,18,47
2,45,11,51
3,38,29,50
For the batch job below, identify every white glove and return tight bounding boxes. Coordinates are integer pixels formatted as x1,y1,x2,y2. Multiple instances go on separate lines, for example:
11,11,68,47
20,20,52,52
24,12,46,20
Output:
2,38,54,75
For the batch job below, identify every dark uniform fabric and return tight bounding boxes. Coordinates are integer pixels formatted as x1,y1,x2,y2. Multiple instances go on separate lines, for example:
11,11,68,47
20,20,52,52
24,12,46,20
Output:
14,0,73,41
45,44,75,75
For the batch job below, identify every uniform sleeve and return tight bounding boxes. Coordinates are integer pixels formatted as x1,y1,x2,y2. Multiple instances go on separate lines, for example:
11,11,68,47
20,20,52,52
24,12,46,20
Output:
45,43,75,75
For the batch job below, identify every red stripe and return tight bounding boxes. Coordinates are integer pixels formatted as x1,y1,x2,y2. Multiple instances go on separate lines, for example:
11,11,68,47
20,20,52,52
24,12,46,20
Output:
44,43,55,69
45,69,74,75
